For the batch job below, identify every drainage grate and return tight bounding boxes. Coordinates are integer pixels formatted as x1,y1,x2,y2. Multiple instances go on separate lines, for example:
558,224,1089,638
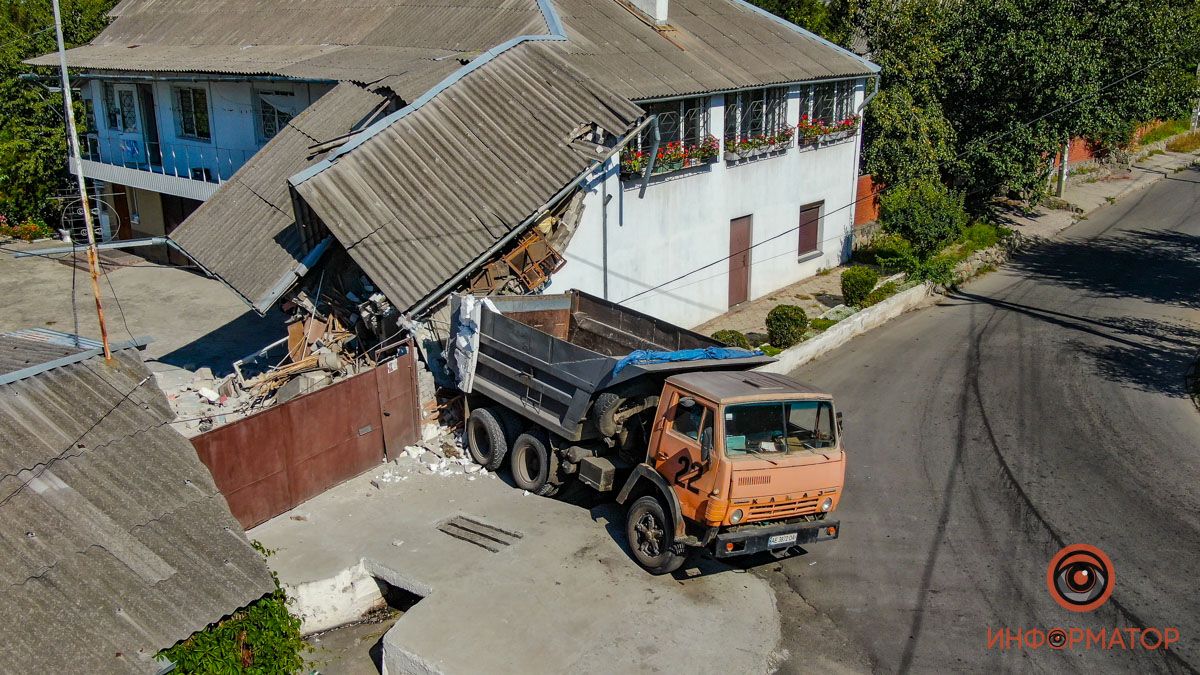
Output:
437,516,523,553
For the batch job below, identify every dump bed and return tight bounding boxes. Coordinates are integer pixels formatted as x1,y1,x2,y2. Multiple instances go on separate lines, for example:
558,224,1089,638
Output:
460,290,773,441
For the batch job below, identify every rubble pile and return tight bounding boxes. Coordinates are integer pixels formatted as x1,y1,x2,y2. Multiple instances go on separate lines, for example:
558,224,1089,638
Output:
154,367,256,436
373,428,497,484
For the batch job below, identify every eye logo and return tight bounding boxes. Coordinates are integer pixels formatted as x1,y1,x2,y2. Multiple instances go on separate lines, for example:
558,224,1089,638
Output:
1047,544,1114,612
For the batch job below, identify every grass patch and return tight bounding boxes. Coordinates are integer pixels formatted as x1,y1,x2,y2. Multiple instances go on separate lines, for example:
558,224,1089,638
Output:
1145,149,1165,157
1140,119,1190,145
809,317,838,331
759,344,782,356
1069,165,1098,176
1166,131,1200,153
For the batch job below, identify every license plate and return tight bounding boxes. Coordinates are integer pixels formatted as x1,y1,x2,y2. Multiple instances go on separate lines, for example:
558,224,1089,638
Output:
768,533,798,547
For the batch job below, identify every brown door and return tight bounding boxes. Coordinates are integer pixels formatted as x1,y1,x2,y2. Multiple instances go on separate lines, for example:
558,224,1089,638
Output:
798,202,822,257
728,215,752,307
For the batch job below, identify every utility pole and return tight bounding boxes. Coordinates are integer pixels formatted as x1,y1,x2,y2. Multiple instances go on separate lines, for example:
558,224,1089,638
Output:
1191,62,1200,131
51,0,111,360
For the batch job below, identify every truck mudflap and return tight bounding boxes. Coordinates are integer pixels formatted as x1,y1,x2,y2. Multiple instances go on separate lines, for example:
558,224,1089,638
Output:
712,520,840,558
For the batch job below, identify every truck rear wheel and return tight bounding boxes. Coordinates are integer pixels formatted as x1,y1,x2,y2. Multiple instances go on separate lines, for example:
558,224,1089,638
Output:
510,431,559,496
466,407,508,470
625,496,687,575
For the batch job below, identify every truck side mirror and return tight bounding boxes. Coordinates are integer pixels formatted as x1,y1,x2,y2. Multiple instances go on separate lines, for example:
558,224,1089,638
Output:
836,411,844,432
700,428,713,463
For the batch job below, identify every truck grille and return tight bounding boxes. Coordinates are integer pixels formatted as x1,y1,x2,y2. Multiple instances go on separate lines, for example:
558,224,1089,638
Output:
737,474,771,486
746,496,821,521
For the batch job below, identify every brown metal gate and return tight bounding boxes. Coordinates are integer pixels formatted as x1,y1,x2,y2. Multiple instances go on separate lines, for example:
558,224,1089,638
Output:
192,349,421,528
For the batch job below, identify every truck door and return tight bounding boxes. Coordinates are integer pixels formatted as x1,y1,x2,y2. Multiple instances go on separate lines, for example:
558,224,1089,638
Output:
654,391,720,519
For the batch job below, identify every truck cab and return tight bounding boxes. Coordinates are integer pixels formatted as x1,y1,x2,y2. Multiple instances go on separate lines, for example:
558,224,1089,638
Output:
618,371,845,574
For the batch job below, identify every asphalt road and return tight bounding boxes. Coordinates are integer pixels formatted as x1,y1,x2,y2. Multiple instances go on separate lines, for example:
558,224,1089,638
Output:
770,168,1200,673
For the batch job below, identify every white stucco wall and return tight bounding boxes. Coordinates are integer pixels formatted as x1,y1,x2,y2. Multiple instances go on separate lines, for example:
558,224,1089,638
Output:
549,80,866,328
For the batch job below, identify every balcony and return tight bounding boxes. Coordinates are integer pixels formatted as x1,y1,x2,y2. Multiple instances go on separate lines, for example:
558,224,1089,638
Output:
75,135,256,201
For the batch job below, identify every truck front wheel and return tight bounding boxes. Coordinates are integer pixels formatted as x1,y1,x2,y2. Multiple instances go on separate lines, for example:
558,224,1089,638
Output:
625,496,687,575
510,432,559,496
466,407,508,470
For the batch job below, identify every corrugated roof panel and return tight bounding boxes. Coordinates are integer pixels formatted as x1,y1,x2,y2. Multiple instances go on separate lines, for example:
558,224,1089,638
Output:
0,347,274,673
295,42,642,312
28,0,874,100
171,83,386,309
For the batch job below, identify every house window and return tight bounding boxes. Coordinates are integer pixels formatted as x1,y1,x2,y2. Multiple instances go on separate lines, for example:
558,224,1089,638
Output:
103,83,138,132
809,81,854,124
173,87,211,141
255,91,295,141
620,96,717,177
798,201,823,257
723,87,788,145
635,97,710,152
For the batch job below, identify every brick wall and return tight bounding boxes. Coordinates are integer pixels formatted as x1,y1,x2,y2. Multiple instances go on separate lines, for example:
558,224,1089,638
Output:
854,174,881,226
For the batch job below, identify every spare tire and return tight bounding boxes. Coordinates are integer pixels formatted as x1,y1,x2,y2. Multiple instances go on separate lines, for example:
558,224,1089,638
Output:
466,407,508,470
594,392,624,438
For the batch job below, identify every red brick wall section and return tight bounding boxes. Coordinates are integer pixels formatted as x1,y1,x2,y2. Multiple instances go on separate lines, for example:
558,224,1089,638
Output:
854,174,881,226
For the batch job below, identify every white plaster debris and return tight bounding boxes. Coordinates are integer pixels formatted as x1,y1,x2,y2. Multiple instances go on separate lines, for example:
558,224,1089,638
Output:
383,428,497,482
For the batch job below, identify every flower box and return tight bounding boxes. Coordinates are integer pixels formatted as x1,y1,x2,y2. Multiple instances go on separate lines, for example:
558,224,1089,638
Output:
797,114,860,149
723,143,789,162
620,135,720,180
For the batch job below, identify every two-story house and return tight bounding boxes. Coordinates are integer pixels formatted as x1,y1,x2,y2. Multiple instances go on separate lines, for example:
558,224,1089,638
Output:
31,0,877,329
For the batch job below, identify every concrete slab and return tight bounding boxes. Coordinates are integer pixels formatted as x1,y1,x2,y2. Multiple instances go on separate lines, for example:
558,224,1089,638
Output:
250,464,784,675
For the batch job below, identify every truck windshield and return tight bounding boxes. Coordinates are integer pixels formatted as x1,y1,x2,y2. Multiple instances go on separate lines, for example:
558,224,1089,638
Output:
723,400,837,456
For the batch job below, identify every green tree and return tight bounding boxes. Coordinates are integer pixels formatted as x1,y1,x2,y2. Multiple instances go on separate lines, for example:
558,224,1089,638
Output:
0,0,115,224
750,0,857,46
859,0,957,189
939,0,1200,203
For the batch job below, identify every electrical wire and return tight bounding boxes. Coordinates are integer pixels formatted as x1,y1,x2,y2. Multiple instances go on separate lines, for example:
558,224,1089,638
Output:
617,58,1169,305
0,25,54,51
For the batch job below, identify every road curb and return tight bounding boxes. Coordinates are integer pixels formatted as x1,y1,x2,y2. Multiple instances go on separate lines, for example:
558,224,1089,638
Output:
756,282,935,375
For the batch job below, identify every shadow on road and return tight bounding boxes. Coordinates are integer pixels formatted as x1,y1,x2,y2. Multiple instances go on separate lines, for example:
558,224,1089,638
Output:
947,290,1200,398
1006,228,1200,310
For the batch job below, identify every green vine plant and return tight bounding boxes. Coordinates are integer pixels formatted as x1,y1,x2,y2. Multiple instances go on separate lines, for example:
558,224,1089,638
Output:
157,541,308,674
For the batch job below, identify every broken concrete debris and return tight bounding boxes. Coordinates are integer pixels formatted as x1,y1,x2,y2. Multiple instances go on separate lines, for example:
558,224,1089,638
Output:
374,430,495,484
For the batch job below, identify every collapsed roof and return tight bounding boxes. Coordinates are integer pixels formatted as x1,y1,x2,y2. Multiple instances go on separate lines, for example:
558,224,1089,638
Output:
0,332,274,672
292,42,643,314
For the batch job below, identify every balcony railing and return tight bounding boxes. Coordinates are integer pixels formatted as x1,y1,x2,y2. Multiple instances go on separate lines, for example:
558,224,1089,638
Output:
81,134,255,184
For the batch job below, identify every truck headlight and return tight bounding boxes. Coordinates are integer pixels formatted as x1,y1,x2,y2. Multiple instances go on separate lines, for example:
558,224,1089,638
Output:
729,509,744,524
821,497,833,512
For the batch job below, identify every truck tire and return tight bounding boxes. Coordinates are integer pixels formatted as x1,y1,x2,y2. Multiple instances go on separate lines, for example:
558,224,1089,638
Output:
625,495,687,575
594,392,623,437
466,407,508,470
510,431,559,496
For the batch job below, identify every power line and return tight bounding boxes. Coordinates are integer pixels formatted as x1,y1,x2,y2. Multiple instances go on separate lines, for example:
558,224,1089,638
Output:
0,25,54,51
619,57,1161,305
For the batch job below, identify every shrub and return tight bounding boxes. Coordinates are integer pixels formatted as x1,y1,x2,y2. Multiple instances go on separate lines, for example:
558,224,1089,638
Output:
1166,132,1200,154
765,305,808,348
711,329,751,350
879,179,967,258
862,281,900,307
0,216,55,242
159,543,307,673
809,317,838,331
960,222,1003,252
840,266,879,307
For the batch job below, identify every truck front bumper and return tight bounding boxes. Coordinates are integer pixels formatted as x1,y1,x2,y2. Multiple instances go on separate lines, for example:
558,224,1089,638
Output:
711,519,840,558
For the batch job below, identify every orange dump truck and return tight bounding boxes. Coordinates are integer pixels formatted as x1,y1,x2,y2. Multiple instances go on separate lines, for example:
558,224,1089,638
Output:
452,290,845,574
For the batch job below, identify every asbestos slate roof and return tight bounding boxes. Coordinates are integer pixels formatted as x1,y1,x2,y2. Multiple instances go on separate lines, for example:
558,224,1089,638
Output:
26,0,548,96
29,0,873,101
171,83,389,310
0,329,100,377
293,42,643,312
556,0,873,98
0,341,275,673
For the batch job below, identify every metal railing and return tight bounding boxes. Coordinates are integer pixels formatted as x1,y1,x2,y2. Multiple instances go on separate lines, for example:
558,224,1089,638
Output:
81,134,255,184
